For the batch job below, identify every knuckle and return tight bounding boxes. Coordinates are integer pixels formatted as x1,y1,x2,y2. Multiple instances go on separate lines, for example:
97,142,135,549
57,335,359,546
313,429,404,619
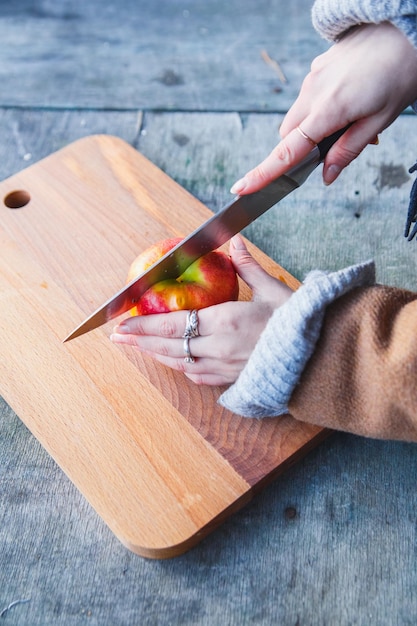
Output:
211,303,240,333
155,341,170,357
332,142,361,164
271,140,294,166
165,357,185,373
128,316,144,334
310,53,325,73
176,361,186,373
235,249,256,268
215,342,234,361
248,164,272,187
185,372,205,385
158,317,179,338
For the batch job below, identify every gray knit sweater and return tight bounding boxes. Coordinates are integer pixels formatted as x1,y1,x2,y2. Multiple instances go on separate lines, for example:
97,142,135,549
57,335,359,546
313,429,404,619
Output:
219,0,417,418
312,0,417,49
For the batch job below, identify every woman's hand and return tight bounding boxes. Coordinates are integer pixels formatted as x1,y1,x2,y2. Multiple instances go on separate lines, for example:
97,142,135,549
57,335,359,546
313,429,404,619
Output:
110,235,292,386
231,22,417,194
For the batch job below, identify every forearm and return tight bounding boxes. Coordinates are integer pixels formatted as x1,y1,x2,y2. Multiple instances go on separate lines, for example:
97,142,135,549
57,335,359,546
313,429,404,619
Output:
219,261,375,418
220,261,417,442
289,284,417,441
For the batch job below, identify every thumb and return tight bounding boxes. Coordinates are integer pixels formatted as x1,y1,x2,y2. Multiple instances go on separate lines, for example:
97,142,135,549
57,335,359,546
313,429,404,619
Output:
230,235,292,302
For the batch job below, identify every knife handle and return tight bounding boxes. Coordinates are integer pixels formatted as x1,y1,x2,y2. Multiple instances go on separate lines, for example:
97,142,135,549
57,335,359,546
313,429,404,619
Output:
317,125,351,161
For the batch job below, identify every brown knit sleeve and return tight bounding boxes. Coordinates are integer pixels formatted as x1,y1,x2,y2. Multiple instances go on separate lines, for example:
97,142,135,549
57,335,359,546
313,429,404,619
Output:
288,284,417,441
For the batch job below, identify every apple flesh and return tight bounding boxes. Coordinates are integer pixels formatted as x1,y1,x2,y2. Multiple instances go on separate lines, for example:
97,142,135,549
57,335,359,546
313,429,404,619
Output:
127,237,239,315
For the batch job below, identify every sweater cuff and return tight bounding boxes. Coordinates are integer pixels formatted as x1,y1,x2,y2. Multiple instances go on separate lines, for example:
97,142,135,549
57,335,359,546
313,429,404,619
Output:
312,0,417,50
219,260,375,418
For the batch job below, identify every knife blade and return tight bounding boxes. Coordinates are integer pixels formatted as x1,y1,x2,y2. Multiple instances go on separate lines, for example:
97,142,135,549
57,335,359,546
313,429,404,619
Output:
63,128,347,342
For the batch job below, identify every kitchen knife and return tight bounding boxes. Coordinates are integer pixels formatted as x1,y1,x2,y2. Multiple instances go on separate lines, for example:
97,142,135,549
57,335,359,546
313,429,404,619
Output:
63,128,347,342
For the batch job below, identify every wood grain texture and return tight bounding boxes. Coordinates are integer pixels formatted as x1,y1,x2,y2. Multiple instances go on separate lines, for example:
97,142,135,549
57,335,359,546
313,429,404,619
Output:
1,109,417,626
0,0,326,111
1,134,326,558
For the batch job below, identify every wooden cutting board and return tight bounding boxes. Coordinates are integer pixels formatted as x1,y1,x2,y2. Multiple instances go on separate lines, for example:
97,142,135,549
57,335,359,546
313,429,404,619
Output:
0,135,327,558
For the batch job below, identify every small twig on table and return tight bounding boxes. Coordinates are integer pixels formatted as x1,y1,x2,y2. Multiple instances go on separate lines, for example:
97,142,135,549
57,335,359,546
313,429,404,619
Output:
0,598,31,618
261,49,287,84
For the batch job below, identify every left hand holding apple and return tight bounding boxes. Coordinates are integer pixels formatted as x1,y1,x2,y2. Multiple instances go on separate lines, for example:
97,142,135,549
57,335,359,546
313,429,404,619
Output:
110,235,292,386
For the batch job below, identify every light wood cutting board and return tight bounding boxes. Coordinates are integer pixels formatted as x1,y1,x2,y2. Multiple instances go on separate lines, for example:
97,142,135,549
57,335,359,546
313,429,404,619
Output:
0,135,327,558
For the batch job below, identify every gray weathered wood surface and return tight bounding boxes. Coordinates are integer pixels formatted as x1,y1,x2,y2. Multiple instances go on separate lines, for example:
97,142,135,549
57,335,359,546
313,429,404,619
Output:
0,0,324,111
1,1,417,625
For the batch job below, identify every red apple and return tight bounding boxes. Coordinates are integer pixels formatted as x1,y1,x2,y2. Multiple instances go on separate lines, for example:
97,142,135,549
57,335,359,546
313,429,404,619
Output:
127,237,239,315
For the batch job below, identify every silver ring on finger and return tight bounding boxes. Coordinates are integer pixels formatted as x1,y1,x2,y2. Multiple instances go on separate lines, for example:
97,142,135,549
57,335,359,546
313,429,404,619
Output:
183,336,195,364
183,309,199,338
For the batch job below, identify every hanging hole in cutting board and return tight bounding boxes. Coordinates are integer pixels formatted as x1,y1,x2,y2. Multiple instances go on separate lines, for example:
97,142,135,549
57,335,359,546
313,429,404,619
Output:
4,190,31,209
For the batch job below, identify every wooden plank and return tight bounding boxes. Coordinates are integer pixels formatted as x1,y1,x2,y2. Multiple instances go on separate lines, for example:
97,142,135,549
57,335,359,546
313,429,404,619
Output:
0,134,326,558
0,0,326,111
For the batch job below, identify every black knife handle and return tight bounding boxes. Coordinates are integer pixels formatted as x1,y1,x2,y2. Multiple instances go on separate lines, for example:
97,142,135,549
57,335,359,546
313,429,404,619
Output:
317,125,351,161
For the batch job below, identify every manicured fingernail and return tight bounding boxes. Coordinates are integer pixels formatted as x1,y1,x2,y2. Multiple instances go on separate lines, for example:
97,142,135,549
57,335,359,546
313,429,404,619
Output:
230,177,247,194
110,331,131,343
113,322,129,333
324,164,341,185
230,234,247,250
